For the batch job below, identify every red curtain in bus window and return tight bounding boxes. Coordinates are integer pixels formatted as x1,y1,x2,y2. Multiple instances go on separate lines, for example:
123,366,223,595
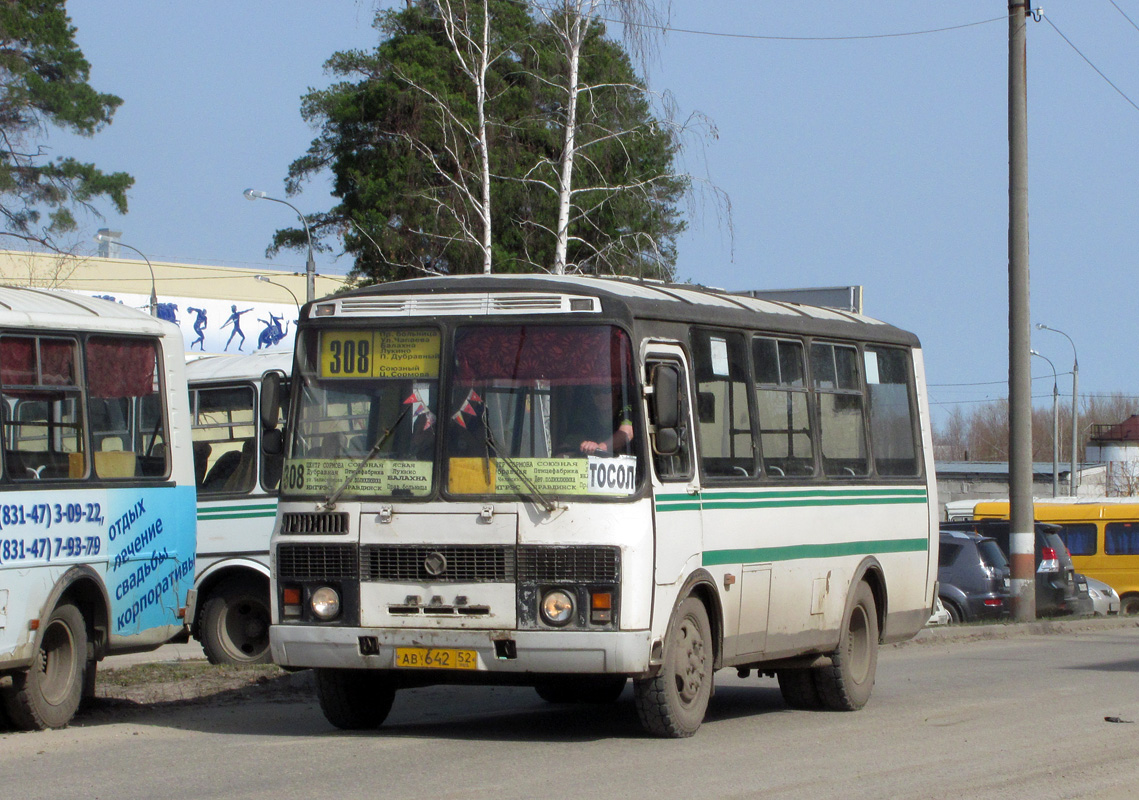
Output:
0,337,75,387
453,326,631,384
40,339,76,385
0,337,36,386
86,337,157,398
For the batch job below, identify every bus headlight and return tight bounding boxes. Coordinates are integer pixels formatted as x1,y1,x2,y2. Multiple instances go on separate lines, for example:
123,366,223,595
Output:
540,590,574,626
311,587,341,620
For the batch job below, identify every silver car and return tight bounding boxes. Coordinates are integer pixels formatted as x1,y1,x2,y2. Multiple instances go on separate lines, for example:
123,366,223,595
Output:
1079,575,1121,616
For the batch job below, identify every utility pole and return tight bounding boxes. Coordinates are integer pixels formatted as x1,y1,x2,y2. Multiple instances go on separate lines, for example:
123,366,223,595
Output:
1009,2,1036,621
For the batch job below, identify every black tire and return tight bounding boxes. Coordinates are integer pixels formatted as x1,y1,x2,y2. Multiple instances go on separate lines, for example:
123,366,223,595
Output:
943,599,963,625
1121,595,1139,616
314,668,396,730
200,580,272,665
634,596,714,738
535,675,627,704
776,668,822,710
1,603,87,730
815,582,879,712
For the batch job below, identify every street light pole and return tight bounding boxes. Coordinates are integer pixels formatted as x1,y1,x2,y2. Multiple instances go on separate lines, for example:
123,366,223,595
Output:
1031,349,1059,498
255,275,300,313
1037,323,1079,496
95,233,157,317
244,189,315,303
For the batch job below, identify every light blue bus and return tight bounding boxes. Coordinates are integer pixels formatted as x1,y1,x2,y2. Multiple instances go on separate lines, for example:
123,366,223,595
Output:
0,289,196,730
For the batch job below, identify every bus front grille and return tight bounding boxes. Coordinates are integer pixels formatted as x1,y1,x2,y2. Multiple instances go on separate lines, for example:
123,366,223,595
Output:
280,512,349,534
361,545,515,583
277,543,359,580
517,545,620,583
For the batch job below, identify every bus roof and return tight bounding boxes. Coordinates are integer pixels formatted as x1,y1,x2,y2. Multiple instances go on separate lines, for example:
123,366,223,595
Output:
0,286,175,336
186,351,293,383
316,274,921,348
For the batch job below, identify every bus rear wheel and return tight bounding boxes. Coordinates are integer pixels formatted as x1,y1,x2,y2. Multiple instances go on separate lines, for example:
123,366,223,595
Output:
1121,595,1139,616
814,582,878,711
315,668,396,730
634,596,713,738
776,668,822,710
200,580,271,665
2,603,87,730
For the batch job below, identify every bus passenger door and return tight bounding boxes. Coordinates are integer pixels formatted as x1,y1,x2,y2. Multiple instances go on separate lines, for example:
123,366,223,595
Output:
645,347,702,587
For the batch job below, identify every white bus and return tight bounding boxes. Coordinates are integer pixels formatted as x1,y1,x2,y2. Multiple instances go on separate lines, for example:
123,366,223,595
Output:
264,275,937,737
0,288,196,730
185,352,289,664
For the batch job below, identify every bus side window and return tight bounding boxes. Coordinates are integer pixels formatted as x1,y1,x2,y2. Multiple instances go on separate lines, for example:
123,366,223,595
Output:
690,329,755,479
192,385,256,495
864,346,921,477
752,336,815,478
0,336,84,481
810,342,869,478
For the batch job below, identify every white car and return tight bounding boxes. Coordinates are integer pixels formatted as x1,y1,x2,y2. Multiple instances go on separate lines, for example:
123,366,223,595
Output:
927,596,952,626
1081,575,1121,616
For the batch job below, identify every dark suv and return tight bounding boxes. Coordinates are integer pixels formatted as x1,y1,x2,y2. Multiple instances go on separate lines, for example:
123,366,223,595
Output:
938,527,1012,623
942,520,1083,617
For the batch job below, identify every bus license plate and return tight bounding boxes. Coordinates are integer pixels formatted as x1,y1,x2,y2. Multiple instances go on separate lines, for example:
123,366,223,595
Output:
395,647,478,670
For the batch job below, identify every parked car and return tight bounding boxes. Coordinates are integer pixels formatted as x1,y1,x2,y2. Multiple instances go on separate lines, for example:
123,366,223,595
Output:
941,520,1084,617
1078,574,1121,616
937,526,1012,623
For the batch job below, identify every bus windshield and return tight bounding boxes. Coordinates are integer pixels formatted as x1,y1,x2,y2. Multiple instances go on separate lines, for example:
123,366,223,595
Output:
444,324,640,499
283,327,441,500
282,323,641,501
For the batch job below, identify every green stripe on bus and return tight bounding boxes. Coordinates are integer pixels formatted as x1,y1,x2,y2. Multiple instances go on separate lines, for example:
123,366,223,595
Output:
655,487,927,512
702,537,929,566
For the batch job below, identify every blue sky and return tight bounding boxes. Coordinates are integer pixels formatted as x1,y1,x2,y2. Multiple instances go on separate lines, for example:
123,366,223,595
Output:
54,2,1139,424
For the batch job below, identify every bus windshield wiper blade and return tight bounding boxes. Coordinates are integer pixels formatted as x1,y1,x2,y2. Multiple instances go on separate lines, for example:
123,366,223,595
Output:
482,413,556,514
322,405,411,510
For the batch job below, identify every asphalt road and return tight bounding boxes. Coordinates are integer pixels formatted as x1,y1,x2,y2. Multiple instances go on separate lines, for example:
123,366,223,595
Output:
4,620,1139,800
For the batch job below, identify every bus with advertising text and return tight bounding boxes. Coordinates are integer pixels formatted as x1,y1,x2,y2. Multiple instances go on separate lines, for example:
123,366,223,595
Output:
0,289,196,730
184,352,290,664
264,275,937,737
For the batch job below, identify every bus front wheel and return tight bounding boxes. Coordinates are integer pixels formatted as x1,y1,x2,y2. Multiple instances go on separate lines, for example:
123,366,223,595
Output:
1,603,87,730
815,581,878,711
314,668,396,730
634,596,713,738
200,579,272,665
1121,594,1139,616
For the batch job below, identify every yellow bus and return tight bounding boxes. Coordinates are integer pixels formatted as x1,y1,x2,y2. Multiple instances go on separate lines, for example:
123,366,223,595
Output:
971,499,1139,615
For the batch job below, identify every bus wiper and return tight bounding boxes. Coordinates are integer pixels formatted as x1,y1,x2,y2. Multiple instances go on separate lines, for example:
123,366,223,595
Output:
482,411,557,514
322,405,411,510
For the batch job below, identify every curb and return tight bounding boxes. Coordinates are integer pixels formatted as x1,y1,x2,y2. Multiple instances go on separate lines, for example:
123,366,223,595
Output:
900,614,1139,647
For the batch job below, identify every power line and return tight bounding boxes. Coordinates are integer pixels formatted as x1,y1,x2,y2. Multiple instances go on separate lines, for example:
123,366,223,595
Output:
596,14,1007,42
1042,11,1139,113
1109,0,1139,34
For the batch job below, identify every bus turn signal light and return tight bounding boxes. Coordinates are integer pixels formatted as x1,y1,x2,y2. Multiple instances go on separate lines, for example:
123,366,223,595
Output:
591,592,612,624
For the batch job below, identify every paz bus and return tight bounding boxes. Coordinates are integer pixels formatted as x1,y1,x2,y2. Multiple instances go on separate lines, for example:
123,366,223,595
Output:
0,288,195,730
263,274,937,737
957,498,1139,615
184,352,289,663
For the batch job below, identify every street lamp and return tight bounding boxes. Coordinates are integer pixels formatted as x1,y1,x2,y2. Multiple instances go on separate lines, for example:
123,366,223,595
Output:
1031,349,1060,498
95,232,157,317
243,189,315,304
255,274,300,313
1036,323,1079,495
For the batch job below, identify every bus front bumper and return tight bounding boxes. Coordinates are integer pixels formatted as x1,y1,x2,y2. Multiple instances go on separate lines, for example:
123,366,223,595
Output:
270,625,654,676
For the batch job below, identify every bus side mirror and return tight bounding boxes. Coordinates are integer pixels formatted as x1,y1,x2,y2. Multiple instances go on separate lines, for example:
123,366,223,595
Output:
261,371,283,431
651,364,681,456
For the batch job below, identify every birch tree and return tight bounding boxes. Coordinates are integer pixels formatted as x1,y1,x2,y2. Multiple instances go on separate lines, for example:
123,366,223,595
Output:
525,0,696,276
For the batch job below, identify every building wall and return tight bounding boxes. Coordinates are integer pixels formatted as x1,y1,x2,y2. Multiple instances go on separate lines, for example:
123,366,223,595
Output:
0,249,348,355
